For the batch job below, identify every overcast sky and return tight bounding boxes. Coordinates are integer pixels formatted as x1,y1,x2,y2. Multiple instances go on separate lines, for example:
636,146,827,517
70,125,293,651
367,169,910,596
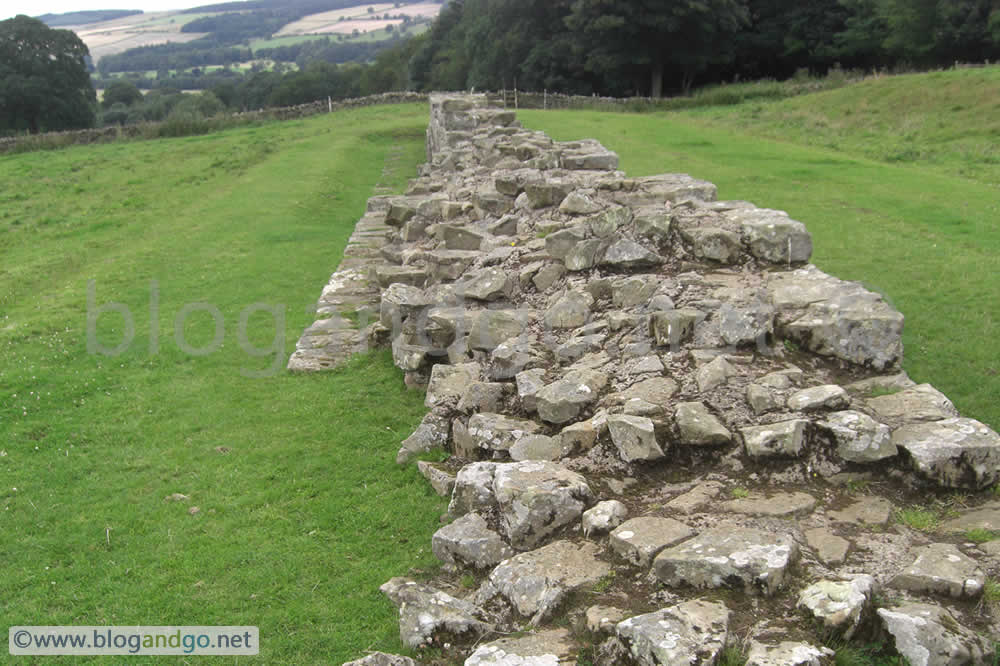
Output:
1,1,229,21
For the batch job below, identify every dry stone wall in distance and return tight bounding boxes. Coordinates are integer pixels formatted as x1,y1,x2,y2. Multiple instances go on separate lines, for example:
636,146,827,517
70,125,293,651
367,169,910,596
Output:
295,94,1000,666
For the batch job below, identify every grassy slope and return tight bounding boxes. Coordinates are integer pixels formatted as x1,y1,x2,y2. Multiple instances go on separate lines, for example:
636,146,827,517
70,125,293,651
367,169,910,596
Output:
690,67,1000,185
0,104,445,662
521,70,1000,429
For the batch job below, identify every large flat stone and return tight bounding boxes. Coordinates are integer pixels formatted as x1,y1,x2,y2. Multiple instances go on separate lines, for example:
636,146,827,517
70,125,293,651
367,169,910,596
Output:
867,384,958,426
464,629,576,665
379,577,486,649
492,461,592,550
615,599,729,666
890,543,985,599
818,410,896,463
609,517,695,567
797,575,875,640
475,540,610,624
892,417,1000,489
741,420,809,459
653,527,799,596
722,491,817,517
432,512,513,570
608,414,664,462
878,603,995,666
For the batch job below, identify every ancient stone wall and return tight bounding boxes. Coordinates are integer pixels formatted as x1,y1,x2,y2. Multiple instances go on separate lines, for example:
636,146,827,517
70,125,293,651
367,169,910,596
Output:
308,95,1000,666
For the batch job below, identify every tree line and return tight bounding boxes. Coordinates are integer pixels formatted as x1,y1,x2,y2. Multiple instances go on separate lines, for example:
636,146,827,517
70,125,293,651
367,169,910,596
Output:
406,0,1000,96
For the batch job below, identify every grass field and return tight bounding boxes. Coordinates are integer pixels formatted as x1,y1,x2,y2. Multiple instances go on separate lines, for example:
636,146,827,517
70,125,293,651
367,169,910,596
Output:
523,69,1000,430
0,103,445,662
4,67,999,664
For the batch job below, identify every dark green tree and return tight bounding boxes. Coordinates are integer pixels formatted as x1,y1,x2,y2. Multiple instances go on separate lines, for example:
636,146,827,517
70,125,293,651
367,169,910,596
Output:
565,0,750,96
0,15,96,134
101,80,144,109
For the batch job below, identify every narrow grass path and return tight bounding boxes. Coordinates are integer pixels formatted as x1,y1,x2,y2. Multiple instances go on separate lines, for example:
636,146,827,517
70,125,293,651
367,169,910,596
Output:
1,104,445,662
521,109,1000,429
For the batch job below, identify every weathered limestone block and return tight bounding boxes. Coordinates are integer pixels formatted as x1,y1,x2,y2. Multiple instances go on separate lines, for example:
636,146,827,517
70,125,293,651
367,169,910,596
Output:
890,543,985,599
611,275,659,308
379,577,486,648
718,302,775,347
696,355,738,392
535,369,608,424
427,249,481,282
742,420,809,459
417,461,456,497
397,412,450,464
634,206,672,242
609,517,695,567
492,461,592,550
449,462,499,516
746,383,785,415
385,196,424,226
726,207,813,264
608,414,664,462
666,481,723,515
804,528,850,565
375,265,428,289
892,417,1000,489
867,383,958,426
424,362,481,409
463,412,543,456
454,267,510,301
544,290,593,329
722,491,817,517
380,283,430,329
515,368,547,412
615,600,729,666
544,227,587,260
674,401,732,446
679,226,743,264
619,173,718,206
650,308,702,347
787,385,850,411
473,189,514,217
797,574,875,639
744,641,834,666
598,238,663,269
457,381,509,414
653,527,799,596
828,496,893,525
469,310,536,352
818,410,896,463
489,337,547,380
878,603,995,666
464,629,576,666
582,500,628,537
475,540,610,623
432,512,513,570
509,434,564,461
559,189,604,215
442,224,487,251
768,266,903,370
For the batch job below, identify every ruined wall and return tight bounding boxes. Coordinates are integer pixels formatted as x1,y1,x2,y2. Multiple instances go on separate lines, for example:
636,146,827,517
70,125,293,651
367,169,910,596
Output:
308,95,1000,666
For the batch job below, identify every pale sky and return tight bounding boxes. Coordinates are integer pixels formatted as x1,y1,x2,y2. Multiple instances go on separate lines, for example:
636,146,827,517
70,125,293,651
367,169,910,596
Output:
0,1,237,21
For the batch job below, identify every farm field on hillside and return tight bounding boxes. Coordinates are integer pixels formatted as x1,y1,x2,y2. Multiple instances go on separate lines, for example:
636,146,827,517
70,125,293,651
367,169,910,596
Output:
523,90,1000,430
276,2,441,36
66,11,216,62
0,104,443,663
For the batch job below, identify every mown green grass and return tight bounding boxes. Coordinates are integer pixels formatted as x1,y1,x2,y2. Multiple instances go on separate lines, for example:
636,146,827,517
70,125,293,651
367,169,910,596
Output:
688,66,1000,185
0,103,445,662
522,79,1000,430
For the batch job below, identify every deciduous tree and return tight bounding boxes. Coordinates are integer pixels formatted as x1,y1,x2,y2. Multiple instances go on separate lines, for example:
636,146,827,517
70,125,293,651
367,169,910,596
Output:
0,15,96,134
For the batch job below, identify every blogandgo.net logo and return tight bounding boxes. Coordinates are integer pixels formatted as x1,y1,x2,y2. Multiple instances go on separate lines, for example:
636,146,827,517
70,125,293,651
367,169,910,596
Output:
9,626,259,655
